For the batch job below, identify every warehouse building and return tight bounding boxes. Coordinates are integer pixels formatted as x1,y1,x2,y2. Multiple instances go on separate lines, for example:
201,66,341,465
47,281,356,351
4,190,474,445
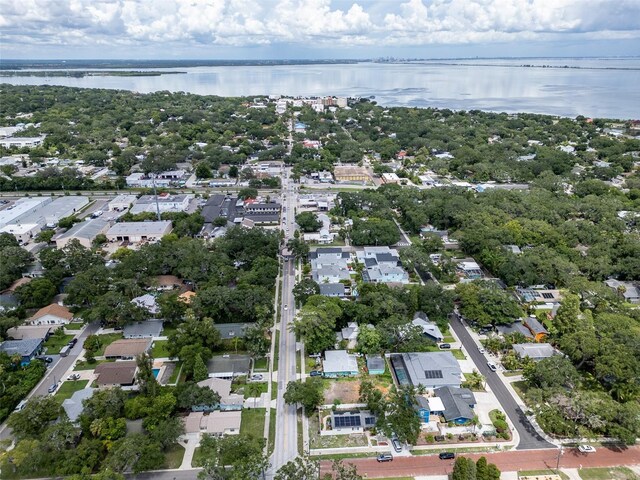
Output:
55,218,110,249
0,198,52,229
0,223,41,244
106,221,172,243
19,196,89,228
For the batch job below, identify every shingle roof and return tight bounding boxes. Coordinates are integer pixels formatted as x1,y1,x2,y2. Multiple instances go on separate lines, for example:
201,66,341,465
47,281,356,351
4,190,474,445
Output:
123,321,163,338
434,386,476,422
30,304,73,322
94,361,137,386
213,323,252,340
62,388,95,422
0,338,43,357
319,283,345,296
512,343,555,359
103,339,151,358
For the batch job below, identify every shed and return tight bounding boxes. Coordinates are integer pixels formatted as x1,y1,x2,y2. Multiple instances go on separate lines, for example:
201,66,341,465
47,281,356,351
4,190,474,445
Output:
366,354,385,375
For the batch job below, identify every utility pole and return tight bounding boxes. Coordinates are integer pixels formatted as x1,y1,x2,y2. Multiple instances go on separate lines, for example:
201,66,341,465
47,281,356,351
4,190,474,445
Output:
556,445,563,470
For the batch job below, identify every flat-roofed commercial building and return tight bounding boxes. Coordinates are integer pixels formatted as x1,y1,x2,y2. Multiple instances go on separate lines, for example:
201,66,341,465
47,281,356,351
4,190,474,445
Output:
0,198,51,229
333,165,370,183
106,221,172,243
19,196,89,228
55,218,110,249
108,194,138,212
0,223,41,243
130,194,192,214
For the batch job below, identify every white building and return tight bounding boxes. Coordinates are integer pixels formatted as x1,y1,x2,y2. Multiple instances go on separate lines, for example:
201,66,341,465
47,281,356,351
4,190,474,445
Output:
19,196,89,228
0,136,46,148
130,194,192,214
0,198,52,229
0,223,41,244
108,194,138,212
125,170,187,188
381,172,401,184
106,221,173,243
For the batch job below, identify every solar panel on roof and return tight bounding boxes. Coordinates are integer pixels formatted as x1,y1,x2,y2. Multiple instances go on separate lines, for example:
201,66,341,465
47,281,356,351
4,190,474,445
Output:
423,370,443,379
334,415,362,428
542,292,554,299
365,417,376,425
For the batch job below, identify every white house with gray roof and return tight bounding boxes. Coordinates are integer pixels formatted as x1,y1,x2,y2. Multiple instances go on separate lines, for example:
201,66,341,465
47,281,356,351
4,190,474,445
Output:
323,350,358,377
390,352,462,390
512,343,556,361
412,312,444,343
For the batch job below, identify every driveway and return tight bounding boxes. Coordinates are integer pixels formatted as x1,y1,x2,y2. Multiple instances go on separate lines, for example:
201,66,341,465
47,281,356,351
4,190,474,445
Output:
448,313,555,450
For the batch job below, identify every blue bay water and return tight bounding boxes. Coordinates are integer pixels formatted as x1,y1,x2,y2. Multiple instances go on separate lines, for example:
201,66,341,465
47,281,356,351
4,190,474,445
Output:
2,58,639,119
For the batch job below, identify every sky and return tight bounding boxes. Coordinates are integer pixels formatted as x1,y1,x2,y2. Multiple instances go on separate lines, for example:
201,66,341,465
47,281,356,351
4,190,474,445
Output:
1,0,639,60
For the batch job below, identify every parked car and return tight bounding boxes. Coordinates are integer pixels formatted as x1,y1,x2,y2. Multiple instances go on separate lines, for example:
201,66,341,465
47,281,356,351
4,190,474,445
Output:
250,374,263,381
439,452,455,460
67,373,80,381
68,338,78,348
434,435,445,442
392,438,402,453
578,445,596,453
478,347,486,354
438,343,451,350
487,362,497,372
44,357,53,363
309,370,322,377
376,454,393,462
14,400,27,412
47,383,58,394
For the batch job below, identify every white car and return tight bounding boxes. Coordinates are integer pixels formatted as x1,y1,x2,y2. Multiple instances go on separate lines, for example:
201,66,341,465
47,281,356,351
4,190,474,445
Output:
487,362,497,372
578,445,596,453
478,347,486,354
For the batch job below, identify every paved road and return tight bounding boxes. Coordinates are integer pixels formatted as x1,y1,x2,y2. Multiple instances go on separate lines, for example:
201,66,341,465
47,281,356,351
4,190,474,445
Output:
270,168,299,472
320,445,640,478
448,314,555,450
0,321,99,441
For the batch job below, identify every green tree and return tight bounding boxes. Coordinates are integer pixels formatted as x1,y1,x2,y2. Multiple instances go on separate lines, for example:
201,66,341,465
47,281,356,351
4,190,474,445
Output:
295,212,323,232
7,396,61,440
378,386,421,445
292,278,320,305
174,382,220,410
275,455,319,480
291,296,341,353
193,353,209,382
357,325,381,354
284,378,324,413
136,352,160,397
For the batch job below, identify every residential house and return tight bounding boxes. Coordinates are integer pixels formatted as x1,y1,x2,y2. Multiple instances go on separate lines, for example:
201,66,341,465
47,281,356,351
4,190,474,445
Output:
337,322,359,349
62,388,95,423
131,294,160,315
213,323,252,340
202,194,239,225
196,377,244,411
434,386,477,424
94,361,138,387
206,354,251,379
103,339,152,360
123,321,163,339
456,259,483,280
330,410,377,433
414,396,445,423
322,350,359,378
523,316,549,342
604,279,640,304
5,325,52,341
366,354,385,375
358,247,409,284
319,283,346,298
513,343,556,361
183,410,241,436
390,352,462,390
28,304,74,325
0,338,44,365
178,291,196,304
496,320,534,340
411,312,444,343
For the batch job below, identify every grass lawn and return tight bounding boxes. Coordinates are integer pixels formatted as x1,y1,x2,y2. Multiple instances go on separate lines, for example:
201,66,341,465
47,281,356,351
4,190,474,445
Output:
578,467,638,480
312,452,378,461
167,361,182,383
64,323,85,330
253,357,268,371
160,325,178,338
271,381,278,400
443,335,456,343
53,380,89,404
244,382,268,399
241,408,266,440
411,447,496,456
162,443,185,469
192,447,205,468
268,409,276,456
44,334,75,354
73,359,111,371
93,333,124,356
151,340,171,358
272,330,280,372
518,470,569,479
451,349,466,360
297,410,303,455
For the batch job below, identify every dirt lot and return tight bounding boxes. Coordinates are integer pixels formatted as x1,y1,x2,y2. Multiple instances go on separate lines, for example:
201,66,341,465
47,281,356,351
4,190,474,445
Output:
323,378,362,404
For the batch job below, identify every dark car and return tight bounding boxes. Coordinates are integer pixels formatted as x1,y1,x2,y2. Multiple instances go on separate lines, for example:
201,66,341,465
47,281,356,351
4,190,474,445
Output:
44,357,53,363
309,370,322,377
439,452,455,460
434,435,445,442
68,338,78,347
438,343,451,350
376,454,393,462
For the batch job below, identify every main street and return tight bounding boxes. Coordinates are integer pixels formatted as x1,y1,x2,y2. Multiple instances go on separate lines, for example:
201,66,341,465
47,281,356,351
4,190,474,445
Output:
0,321,99,441
448,313,555,450
270,167,299,472
320,446,640,478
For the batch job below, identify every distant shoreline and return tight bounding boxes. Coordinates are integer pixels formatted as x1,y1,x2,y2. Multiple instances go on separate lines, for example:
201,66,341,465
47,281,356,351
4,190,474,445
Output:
0,70,186,77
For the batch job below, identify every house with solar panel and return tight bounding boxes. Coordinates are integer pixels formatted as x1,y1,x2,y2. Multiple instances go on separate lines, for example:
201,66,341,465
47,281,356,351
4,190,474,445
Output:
329,410,377,433
390,352,463,390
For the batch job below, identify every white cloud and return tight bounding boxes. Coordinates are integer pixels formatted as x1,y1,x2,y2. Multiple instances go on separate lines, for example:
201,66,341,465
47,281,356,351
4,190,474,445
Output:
0,0,638,53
